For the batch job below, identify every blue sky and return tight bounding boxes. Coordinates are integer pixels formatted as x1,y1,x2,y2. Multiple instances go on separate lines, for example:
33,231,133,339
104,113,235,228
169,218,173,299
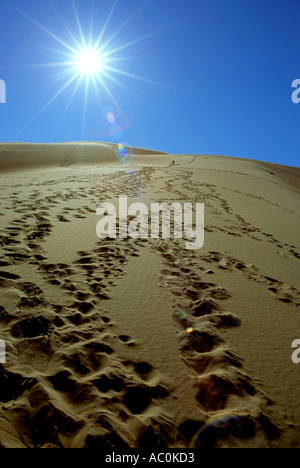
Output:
0,0,299,167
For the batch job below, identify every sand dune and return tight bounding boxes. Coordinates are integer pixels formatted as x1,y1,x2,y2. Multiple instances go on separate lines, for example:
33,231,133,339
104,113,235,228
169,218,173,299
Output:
0,142,170,173
0,143,299,448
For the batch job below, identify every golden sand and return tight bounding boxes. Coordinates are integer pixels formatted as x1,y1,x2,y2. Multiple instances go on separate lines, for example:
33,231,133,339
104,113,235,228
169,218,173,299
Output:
0,142,299,448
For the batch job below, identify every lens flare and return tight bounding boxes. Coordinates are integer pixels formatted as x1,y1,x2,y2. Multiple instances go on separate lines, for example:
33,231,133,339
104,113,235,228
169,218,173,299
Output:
118,143,127,158
113,143,134,164
191,412,254,448
106,111,116,124
174,307,190,320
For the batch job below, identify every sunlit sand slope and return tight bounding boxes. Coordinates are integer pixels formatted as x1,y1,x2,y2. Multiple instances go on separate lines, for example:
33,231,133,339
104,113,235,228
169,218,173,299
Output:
0,144,299,448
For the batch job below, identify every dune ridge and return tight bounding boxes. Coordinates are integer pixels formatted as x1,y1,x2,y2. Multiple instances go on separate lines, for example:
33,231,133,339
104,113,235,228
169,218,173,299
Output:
0,142,170,173
0,143,299,448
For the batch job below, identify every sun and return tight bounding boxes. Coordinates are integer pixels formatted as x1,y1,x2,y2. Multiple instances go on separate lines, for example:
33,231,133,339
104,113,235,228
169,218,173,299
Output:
10,0,176,139
76,49,103,76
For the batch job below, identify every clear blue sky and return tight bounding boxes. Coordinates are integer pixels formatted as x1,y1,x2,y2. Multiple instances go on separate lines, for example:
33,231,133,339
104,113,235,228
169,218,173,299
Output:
0,0,299,167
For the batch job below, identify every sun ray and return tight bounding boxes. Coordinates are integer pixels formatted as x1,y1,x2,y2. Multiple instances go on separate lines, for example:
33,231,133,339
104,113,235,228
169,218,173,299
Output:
101,54,148,64
100,69,149,106
96,73,124,116
100,26,168,59
71,0,87,50
57,74,84,121
15,61,76,70
94,0,119,51
16,72,81,136
81,76,90,140
9,2,79,56
52,74,84,135
90,74,103,109
56,11,83,52
102,64,181,92
34,44,79,60
93,71,130,125
98,0,152,53
88,1,95,47
36,68,78,90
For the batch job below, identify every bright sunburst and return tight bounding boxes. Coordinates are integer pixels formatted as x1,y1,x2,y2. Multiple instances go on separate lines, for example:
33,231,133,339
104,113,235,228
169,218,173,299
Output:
76,49,103,76
10,0,177,138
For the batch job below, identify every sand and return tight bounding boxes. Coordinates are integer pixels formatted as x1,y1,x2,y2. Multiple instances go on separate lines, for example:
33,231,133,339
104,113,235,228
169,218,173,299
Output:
0,142,299,448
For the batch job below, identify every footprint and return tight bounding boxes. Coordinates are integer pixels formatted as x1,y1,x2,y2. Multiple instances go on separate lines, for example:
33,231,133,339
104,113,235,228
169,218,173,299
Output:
123,383,169,415
93,374,124,393
0,367,36,403
0,271,20,281
192,299,221,317
133,361,153,377
11,316,51,338
118,335,130,343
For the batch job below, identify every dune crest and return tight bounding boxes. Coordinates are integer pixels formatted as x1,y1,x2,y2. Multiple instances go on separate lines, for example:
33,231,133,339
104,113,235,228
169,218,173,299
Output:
0,142,170,173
